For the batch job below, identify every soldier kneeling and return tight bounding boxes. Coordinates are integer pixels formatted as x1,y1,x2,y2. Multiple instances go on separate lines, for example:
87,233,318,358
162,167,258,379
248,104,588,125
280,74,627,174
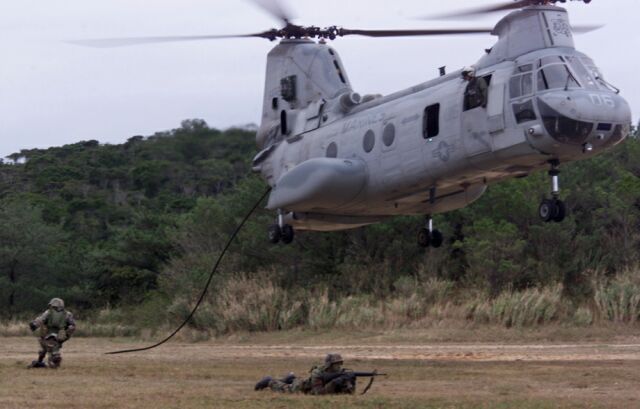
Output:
28,298,76,369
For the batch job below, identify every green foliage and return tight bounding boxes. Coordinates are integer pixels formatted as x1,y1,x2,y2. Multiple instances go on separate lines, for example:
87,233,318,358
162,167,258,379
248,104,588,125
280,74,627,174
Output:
1,119,640,335
0,121,256,312
464,218,529,295
0,200,67,316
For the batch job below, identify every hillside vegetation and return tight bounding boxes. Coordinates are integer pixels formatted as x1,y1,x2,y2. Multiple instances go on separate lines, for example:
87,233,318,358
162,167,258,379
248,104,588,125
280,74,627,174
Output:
1,120,639,334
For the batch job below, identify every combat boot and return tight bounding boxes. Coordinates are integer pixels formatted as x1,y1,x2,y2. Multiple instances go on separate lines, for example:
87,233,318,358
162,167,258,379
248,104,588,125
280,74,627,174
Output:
49,355,62,369
28,360,47,369
254,376,273,391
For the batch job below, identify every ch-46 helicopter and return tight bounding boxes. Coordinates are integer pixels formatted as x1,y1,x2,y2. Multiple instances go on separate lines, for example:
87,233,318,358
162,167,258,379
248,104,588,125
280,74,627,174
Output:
80,0,632,248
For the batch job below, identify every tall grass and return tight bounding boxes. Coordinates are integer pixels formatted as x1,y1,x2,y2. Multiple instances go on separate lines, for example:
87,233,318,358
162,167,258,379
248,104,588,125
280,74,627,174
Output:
160,276,572,334
593,270,640,323
467,285,565,327
5,267,640,337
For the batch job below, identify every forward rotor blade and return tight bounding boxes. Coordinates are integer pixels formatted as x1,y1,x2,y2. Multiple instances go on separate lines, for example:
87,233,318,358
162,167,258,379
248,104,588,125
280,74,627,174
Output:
338,28,493,38
69,33,270,48
247,0,295,24
421,0,532,19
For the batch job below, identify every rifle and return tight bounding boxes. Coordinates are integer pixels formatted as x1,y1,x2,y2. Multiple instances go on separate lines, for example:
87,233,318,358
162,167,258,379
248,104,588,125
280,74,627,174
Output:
319,369,387,395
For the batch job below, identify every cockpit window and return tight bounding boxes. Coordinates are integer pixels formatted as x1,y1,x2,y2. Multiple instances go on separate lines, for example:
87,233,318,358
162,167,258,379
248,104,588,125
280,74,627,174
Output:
564,56,598,90
538,99,593,145
580,57,603,80
537,64,580,91
580,56,617,92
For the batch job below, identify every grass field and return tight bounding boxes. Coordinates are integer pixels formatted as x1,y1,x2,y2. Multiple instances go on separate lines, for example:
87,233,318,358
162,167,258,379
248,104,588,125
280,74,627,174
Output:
1,332,640,409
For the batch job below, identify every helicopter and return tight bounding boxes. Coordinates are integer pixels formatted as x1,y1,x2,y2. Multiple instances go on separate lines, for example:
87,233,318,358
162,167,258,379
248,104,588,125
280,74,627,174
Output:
79,0,632,248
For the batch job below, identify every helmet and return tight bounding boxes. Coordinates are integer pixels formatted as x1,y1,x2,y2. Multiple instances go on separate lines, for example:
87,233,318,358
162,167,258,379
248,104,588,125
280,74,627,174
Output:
48,298,65,310
324,353,344,365
462,66,476,77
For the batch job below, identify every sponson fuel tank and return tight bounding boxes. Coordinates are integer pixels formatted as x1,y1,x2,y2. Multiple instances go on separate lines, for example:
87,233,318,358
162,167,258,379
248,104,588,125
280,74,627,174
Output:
266,158,367,211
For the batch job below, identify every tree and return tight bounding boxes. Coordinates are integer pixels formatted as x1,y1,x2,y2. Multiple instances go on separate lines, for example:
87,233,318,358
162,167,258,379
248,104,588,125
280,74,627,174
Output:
0,201,67,316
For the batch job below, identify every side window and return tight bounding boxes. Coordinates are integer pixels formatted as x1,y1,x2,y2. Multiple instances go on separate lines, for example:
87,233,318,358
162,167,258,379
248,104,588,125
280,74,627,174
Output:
510,64,537,124
280,110,288,135
280,75,297,102
423,104,440,139
509,73,533,99
382,123,396,147
363,130,375,153
326,142,338,158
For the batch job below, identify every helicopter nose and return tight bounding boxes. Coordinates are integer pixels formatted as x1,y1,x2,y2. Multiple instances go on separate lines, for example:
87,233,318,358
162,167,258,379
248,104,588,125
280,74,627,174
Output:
536,90,632,149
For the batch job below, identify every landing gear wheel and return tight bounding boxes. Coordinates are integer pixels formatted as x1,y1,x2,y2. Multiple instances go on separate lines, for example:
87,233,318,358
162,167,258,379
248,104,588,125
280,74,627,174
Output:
430,230,444,248
553,199,566,223
268,224,281,244
417,228,431,248
539,199,557,223
281,225,295,244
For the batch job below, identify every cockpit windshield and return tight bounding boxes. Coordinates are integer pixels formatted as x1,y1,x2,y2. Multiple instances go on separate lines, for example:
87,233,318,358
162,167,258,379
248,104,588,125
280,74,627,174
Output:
511,54,616,95
579,56,618,92
580,57,604,81
537,63,579,91
564,56,599,90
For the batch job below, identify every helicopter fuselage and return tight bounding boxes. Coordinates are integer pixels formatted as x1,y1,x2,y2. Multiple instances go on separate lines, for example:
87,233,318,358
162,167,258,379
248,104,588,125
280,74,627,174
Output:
254,5,632,231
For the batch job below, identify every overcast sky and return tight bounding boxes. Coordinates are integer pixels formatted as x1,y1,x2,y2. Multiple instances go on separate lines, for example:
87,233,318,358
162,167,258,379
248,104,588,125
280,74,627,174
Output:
1,0,638,158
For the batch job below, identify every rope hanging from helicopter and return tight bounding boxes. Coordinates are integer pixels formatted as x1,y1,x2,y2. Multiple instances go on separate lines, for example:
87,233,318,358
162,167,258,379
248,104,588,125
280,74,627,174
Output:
106,187,272,355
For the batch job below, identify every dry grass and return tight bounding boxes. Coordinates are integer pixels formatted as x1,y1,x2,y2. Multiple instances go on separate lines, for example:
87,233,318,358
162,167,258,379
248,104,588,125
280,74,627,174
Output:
593,270,640,323
6,272,640,342
2,335,640,409
162,277,612,335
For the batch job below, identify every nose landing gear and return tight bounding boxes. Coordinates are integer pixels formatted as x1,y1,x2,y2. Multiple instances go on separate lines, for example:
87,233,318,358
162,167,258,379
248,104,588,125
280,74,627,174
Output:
268,210,295,244
418,215,444,248
539,160,566,223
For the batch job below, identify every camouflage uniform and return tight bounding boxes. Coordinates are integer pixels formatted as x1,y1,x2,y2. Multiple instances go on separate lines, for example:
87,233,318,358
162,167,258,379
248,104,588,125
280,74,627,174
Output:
255,353,354,395
463,73,488,110
29,298,76,368
268,377,306,393
309,353,355,395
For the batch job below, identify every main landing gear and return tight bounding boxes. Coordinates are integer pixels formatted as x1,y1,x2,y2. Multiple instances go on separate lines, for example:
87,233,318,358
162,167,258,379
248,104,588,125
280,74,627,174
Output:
418,215,444,248
268,210,295,245
539,160,566,223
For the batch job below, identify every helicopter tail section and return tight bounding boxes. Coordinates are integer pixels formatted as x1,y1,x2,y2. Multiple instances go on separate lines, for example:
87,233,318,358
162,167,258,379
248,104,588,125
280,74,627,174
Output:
256,40,353,149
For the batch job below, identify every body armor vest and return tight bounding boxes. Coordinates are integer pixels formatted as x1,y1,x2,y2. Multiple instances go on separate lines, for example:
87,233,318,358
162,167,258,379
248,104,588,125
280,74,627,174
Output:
45,309,66,332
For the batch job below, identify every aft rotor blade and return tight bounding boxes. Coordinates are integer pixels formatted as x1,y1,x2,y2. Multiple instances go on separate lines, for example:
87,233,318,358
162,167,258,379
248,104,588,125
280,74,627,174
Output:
421,0,532,19
69,32,272,48
247,0,295,24
572,24,604,34
338,28,493,38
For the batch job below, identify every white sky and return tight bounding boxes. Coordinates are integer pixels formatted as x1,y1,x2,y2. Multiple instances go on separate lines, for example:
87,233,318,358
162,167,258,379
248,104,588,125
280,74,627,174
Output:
1,0,638,158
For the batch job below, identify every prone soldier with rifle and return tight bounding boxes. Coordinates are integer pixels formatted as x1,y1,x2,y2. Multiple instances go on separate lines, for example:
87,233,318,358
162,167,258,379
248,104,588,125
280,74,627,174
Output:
255,353,386,395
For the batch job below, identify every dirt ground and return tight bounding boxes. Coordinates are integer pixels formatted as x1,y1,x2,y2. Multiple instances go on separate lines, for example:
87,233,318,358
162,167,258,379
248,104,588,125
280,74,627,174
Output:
1,335,640,409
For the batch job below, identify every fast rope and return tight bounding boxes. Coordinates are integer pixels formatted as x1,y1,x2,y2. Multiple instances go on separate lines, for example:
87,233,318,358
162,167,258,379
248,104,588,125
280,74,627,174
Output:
106,187,272,355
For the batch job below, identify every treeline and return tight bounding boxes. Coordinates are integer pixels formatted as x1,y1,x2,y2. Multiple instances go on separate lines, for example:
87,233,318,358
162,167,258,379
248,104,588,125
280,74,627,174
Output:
1,120,639,331
0,119,256,314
